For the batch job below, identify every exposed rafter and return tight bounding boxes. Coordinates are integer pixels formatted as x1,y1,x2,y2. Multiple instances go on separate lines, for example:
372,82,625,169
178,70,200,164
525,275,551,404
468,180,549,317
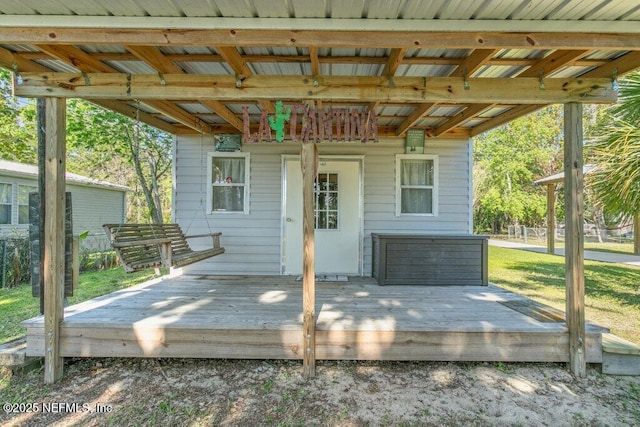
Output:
309,46,320,76
395,103,437,136
382,48,407,77
449,49,498,78
200,100,243,132
435,103,493,136
517,49,590,78
145,100,211,133
470,104,545,136
126,45,184,74
216,46,252,79
35,44,112,73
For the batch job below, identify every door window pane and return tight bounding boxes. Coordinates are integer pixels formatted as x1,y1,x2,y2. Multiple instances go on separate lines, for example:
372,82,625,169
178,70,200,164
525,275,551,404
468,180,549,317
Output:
315,173,338,230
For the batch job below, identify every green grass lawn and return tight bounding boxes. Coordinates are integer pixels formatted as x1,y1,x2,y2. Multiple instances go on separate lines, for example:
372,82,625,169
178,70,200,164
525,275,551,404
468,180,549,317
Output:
489,246,640,343
0,268,158,344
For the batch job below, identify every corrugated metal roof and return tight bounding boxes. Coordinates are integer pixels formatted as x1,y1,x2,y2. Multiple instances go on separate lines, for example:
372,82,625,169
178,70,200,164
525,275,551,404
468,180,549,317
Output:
2,0,639,21
0,0,638,138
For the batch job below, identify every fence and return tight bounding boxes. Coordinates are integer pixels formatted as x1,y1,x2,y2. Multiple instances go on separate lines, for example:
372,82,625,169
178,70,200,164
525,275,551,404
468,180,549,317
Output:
0,233,118,288
506,225,633,244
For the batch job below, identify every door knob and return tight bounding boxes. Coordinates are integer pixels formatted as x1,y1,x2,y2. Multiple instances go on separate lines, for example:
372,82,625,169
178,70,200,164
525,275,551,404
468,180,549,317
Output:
286,217,293,222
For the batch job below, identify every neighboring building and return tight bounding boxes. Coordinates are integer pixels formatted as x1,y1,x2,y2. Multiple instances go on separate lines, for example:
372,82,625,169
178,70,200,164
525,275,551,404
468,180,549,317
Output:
0,159,128,250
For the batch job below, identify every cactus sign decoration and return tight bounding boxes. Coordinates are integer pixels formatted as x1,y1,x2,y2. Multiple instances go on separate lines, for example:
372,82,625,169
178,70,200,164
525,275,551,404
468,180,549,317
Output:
243,101,378,144
268,101,291,142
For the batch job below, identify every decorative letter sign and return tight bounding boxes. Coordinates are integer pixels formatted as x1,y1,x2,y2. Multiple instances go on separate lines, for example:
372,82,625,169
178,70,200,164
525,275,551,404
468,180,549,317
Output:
243,102,378,144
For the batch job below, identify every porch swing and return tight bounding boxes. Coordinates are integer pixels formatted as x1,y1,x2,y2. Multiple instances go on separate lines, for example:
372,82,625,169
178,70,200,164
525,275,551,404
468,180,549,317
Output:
104,103,224,273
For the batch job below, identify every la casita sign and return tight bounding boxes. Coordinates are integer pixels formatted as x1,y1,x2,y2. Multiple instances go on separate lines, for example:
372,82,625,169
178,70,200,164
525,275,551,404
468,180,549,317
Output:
243,101,378,144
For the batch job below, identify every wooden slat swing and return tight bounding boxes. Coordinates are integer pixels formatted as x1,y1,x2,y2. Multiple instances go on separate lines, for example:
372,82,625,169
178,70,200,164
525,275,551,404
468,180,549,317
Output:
104,103,224,273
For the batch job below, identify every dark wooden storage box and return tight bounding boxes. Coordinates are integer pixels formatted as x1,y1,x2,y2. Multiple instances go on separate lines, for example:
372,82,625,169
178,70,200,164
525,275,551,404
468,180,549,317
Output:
371,234,488,286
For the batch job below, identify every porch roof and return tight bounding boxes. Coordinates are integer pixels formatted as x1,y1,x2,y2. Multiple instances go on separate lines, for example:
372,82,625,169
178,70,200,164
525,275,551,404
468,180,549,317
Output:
0,0,639,138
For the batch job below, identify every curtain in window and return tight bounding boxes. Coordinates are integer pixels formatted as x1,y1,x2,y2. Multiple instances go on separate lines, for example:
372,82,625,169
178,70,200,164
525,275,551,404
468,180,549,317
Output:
401,159,433,214
401,159,432,186
212,158,245,184
212,157,246,212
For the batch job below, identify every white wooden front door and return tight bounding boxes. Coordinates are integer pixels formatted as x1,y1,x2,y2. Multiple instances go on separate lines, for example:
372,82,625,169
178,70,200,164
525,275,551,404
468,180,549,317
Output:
283,157,361,275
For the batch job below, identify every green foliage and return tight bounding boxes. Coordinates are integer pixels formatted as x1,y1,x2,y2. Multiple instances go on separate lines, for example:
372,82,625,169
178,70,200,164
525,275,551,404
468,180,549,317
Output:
65,99,173,223
0,70,173,223
0,69,37,163
588,71,640,218
473,106,564,233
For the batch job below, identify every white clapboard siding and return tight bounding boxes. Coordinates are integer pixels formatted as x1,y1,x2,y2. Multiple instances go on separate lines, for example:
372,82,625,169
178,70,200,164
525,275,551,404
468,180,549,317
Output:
0,174,126,250
174,136,471,275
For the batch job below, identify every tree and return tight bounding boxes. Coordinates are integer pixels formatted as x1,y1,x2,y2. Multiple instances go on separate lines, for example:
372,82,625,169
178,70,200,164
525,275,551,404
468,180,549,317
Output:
66,100,173,224
588,71,640,253
0,69,37,162
473,106,564,233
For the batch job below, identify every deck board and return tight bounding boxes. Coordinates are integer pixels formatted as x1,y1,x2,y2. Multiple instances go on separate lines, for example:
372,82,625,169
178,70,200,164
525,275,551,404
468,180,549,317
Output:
23,275,607,363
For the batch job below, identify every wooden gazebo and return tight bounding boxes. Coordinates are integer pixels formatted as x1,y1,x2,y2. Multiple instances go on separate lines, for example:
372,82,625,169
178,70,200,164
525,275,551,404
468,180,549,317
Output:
1,0,639,383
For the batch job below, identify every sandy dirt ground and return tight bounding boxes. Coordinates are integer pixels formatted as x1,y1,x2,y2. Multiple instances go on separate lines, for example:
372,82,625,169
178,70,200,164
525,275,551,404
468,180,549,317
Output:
1,358,639,426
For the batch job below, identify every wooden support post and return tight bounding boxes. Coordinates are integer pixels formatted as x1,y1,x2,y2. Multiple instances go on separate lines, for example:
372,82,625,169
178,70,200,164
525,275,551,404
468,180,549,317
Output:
43,98,66,384
634,213,640,256
301,140,317,379
564,102,586,378
547,183,556,255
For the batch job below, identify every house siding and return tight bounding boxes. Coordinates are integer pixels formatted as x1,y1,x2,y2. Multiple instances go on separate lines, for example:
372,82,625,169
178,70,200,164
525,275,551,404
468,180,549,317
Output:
174,135,472,276
0,174,126,250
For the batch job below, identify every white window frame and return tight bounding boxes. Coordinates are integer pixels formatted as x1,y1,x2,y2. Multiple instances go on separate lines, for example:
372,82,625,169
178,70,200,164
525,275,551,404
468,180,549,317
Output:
17,184,36,224
207,152,251,214
0,182,12,225
395,154,438,217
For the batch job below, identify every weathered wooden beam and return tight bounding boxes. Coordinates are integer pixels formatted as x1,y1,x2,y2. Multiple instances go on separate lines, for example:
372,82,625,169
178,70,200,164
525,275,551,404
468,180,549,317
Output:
382,48,407,77
2,25,640,50
173,122,471,138
470,104,545,136
517,50,590,78
581,51,640,79
43,97,66,384
14,73,618,104
92,99,182,134
449,49,498,77
435,103,493,136
200,100,243,132
126,45,184,74
301,139,316,379
35,44,113,73
309,46,320,76
395,103,436,136
216,46,252,79
144,100,212,133
547,183,556,255
564,102,586,378
14,50,614,69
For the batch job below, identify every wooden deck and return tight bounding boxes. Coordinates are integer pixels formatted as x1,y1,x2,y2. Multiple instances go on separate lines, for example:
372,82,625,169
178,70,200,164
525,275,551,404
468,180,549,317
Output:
22,275,607,363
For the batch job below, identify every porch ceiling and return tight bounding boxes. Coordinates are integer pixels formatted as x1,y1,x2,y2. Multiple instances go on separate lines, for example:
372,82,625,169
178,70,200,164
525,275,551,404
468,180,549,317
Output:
1,0,639,138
